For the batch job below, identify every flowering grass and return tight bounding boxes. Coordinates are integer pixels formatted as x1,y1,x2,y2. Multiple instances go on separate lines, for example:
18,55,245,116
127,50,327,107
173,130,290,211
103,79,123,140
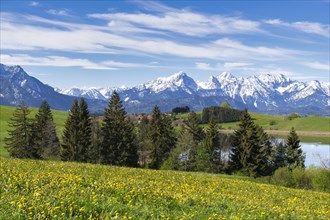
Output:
1,158,329,219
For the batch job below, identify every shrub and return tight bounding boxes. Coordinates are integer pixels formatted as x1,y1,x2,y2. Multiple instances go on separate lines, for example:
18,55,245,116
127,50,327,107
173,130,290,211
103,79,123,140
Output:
291,168,312,190
310,168,330,193
271,167,294,188
286,113,300,120
269,120,276,126
271,167,330,193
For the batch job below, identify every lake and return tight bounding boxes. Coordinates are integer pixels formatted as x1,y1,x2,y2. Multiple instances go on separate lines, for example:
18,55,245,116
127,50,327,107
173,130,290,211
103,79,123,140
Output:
301,142,330,168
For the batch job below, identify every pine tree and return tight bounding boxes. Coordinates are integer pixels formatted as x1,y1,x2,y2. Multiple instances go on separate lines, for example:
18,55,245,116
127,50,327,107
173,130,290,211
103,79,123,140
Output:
60,99,80,161
229,109,270,177
33,100,60,159
184,111,204,143
256,125,273,175
137,115,151,168
4,103,41,159
195,143,213,172
148,105,176,169
77,98,92,162
90,116,102,164
42,120,60,158
123,119,139,167
162,128,197,171
100,91,138,167
285,127,305,169
203,121,222,172
271,141,287,170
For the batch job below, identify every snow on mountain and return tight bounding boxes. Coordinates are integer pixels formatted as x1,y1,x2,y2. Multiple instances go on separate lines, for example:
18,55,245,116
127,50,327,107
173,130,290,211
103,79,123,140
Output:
290,80,327,100
258,73,292,90
321,82,330,96
198,76,221,90
60,87,107,100
0,64,76,110
216,72,241,98
276,81,306,94
143,71,198,94
55,70,329,115
1,63,329,115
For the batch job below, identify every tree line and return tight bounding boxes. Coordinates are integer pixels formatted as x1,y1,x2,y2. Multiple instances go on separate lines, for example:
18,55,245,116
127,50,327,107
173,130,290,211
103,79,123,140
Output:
4,93,305,178
201,106,243,124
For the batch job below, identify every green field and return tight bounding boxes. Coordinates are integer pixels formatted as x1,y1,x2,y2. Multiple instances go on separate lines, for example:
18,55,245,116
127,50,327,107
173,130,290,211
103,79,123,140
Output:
176,112,330,132
219,113,330,132
175,111,330,144
1,158,329,219
0,105,68,158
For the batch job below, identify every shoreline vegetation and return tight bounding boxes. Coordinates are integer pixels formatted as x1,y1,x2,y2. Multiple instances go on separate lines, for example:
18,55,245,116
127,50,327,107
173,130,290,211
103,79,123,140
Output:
220,129,330,137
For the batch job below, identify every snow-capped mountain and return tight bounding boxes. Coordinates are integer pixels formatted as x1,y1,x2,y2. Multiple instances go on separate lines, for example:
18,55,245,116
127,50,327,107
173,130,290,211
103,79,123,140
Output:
60,87,107,100
0,64,107,112
1,63,329,115
57,70,329,115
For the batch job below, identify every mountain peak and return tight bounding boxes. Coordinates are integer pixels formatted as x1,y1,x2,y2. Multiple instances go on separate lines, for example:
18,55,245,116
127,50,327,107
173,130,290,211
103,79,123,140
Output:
166,71,188,81
146,71,197,93
219,71,234,77
1,64,24,74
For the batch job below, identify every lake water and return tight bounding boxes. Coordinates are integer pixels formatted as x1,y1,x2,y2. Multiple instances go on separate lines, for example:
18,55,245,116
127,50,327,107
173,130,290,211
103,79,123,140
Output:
301,142,330,168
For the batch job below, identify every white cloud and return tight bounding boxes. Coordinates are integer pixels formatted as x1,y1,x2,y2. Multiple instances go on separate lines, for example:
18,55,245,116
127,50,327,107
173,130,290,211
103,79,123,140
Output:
196,62,254,71
89,11,262,37
303,61,330,71
265,19,329,37
223,62,253,69
0,54,156,70
47,9,72,17
0,14,298,61
29,1,39,7
213,38,298,58
195,62,216,71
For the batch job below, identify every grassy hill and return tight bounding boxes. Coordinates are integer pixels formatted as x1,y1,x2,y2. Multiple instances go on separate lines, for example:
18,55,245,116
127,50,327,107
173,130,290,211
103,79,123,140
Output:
0,105,68,158
1,158,329,219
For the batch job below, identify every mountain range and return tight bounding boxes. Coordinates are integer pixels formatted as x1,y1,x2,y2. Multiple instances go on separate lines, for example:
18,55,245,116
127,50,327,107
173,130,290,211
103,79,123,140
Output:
1,63,329,115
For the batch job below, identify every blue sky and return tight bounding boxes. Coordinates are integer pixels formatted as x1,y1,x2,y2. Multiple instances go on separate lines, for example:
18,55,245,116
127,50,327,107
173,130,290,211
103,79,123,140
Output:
1,0,329,88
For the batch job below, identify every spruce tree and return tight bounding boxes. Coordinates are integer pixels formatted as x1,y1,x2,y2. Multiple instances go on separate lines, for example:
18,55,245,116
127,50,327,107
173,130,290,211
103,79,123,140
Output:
184,111,204,143
123,119,139,167
60,99,80,161
77,98,92,162
162,128,197,171
33,100,60,159
5,103,41,159
256,125,273,175
271,141,287,170
195,143,213,172
203,121,222,172
148,105,176,169
229,109,270,177
90,116,102,164
285,127,305,169
137,115,151,168
100,91,138,167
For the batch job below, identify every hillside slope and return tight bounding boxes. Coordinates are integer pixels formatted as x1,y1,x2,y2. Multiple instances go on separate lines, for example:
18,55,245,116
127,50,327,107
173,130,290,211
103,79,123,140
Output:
1,158,329,219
